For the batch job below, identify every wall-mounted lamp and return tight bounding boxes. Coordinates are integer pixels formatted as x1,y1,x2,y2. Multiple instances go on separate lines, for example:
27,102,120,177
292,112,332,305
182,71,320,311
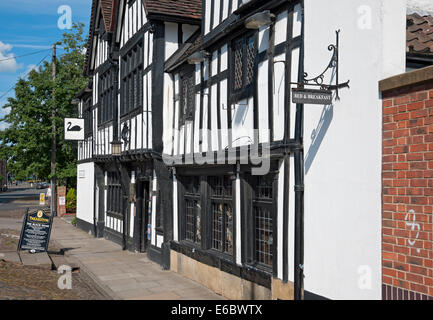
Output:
187,51,210,64
244,10,275,29
111,140,122,157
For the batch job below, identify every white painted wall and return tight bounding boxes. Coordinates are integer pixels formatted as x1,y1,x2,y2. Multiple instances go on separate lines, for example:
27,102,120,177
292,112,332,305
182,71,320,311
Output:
77,162,95,225
301,0,406,300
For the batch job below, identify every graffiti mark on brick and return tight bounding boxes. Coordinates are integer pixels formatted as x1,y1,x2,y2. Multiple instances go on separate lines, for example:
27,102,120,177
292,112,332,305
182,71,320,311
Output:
405,210,421,253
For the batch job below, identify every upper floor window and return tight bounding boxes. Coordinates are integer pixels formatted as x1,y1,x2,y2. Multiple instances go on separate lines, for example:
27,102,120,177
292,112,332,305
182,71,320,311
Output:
231,33,257,102
83,97,93,137
121,40,143,117
179,66,195,127
98,68,115,125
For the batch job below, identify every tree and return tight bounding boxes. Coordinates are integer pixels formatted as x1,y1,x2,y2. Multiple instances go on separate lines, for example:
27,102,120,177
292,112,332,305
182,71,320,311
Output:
0,23,88,188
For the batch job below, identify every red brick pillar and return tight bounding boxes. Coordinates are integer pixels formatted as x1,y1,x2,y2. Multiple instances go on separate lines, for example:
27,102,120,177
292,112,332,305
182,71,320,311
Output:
381,76,433,300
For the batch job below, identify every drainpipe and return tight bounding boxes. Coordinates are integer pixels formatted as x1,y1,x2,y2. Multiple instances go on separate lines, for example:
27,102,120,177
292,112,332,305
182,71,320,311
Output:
294,0,305,301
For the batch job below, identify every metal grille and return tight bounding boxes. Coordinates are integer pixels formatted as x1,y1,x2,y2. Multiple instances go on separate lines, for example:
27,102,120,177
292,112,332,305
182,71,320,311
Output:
254,206,273,266
233,38,243,91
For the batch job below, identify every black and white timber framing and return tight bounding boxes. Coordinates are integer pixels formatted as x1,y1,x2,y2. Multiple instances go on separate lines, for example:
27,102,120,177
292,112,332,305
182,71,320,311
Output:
165,0,303,289
76,0,200,268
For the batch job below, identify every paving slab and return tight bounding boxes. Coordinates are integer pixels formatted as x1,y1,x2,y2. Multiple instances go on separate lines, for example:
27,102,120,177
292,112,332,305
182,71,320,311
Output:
49,217,225,300
0,251,21,264
19,251,52,270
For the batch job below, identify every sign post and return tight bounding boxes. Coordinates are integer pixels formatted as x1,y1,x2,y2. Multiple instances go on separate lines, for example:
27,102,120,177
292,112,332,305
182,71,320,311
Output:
18,208,53,253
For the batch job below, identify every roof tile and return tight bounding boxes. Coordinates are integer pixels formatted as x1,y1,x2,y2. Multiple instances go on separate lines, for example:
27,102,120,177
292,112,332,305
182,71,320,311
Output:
407,13,433,55
143,0,202,20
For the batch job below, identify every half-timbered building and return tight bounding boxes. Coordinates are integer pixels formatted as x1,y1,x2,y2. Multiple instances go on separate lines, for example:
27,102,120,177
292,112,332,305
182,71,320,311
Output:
164,0,407,300
76,0,201,268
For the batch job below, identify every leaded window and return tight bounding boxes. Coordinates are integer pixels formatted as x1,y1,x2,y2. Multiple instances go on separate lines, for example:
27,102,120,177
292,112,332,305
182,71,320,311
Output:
98,68,115,125
252,175,274,268
183,176,201,244
209,176,233,254
107,172,122,219
231,33,257,102
179,67,195,127
121,40,143,116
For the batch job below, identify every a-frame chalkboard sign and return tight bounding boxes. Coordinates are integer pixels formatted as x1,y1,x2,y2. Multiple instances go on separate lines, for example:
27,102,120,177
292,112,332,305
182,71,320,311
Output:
18,208,53,252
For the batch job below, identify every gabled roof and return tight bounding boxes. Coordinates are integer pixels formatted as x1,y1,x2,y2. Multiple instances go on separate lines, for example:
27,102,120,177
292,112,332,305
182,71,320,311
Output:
100,0,116,32
143,0,201,20
407,13,433,55
84,0,117,76
165,30,201,72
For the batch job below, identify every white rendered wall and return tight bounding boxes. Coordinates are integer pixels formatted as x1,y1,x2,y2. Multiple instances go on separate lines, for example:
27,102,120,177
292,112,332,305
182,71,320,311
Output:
301,0,405,300
77,162,95,225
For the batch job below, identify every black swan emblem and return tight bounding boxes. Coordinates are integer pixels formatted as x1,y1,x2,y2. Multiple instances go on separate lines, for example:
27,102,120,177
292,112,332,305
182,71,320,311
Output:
67,122,82,132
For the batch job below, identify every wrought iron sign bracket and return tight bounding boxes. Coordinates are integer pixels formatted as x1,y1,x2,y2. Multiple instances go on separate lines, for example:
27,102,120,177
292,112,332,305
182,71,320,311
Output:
290,30,350,104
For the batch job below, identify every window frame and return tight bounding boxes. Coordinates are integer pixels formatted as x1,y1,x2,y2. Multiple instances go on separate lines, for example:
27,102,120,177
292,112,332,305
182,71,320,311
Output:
244,171,278,274
208,175,235,256
98,66,116,126
178,65,196,127
180,176,202,244
229,31,258,104
120,38,144,118
82,96,93,138
106,172,123,220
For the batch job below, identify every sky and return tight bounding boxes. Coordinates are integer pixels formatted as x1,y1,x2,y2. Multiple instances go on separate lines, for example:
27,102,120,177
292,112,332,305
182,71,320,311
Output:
0,0,91,129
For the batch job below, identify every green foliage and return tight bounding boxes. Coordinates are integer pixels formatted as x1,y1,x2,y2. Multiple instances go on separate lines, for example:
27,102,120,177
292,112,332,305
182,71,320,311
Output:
0,23,88,187
66,187,77,212
71,216,77,226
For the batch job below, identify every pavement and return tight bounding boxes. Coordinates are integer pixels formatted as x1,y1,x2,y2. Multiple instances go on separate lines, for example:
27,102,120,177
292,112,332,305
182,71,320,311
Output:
49,217,225,300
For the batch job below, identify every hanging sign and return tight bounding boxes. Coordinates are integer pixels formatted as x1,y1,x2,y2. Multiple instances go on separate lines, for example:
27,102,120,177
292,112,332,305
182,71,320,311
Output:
18,208,53,253
292,88,333,105
64,118,84,141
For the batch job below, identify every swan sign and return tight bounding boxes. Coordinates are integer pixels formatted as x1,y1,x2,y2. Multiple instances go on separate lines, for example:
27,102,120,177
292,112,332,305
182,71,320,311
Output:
64,118,84,140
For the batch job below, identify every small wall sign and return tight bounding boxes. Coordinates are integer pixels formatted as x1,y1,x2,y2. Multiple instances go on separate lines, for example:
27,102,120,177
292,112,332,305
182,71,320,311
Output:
292,88,333,105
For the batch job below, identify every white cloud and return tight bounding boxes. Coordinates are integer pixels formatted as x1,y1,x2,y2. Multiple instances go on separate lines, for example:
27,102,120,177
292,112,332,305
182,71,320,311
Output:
407,0,433,15
0,41,22,73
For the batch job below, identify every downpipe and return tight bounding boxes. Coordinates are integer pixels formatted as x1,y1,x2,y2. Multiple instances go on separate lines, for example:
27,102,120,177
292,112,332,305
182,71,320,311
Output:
294,0,305,301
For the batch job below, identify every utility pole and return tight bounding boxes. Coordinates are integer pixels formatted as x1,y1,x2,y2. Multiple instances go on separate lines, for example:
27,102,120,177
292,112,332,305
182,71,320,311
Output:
51,43,57,217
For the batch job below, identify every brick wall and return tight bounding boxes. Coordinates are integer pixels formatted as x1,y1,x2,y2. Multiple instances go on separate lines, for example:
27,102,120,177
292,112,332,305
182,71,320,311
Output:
382,79,433,300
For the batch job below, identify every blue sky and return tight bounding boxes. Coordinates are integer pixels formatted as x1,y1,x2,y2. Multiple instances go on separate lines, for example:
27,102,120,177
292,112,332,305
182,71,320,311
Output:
0,0,91,129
